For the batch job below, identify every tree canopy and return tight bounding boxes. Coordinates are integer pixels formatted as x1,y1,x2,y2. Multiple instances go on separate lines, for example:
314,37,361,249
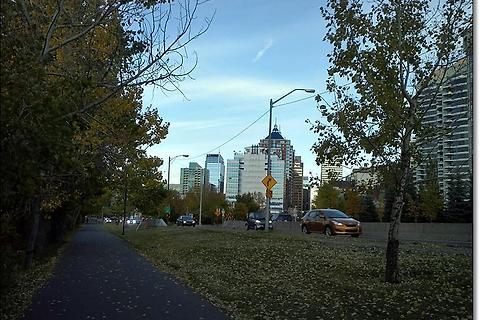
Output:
314,0,471,283
1,0,210,271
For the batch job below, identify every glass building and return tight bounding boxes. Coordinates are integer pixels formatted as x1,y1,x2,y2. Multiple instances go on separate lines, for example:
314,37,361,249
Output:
205,154,225,193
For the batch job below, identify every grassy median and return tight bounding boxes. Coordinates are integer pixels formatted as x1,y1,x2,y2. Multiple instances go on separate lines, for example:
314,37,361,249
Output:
106,225,472,320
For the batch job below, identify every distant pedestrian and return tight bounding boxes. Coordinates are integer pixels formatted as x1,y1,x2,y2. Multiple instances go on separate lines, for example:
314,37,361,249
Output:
85,216,89,224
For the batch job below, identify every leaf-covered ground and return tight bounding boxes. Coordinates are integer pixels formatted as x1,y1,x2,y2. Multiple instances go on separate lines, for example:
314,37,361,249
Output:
107,225,472,320
0,239,70,320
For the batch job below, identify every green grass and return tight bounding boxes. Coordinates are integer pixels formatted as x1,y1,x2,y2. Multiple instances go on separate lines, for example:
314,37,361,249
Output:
107,225,472,320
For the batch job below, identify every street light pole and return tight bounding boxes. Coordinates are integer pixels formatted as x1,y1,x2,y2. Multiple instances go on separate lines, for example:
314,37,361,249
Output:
167,154,189,190
265,88,315,232
199,158,208,226
265,99,274,231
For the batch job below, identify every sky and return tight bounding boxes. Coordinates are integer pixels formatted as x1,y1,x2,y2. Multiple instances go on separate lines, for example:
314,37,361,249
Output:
142,0,339,185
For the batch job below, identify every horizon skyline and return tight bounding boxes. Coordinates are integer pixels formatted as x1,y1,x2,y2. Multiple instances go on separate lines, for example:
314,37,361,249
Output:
142,0,340,185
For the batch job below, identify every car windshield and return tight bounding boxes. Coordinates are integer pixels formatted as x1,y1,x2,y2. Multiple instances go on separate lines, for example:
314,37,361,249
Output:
324,210,349,219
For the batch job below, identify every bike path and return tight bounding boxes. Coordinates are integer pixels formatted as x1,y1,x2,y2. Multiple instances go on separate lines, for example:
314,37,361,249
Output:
23,224,229,320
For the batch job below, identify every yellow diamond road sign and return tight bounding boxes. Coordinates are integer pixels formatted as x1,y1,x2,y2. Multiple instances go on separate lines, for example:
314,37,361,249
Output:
262,175,277,190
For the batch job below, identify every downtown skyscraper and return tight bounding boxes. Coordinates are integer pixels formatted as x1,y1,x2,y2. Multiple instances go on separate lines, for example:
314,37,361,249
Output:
205,154,225,193
226,124,302,213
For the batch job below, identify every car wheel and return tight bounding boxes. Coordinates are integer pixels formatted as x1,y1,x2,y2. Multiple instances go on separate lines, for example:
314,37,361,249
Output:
302,225,310,234
325,226,333,236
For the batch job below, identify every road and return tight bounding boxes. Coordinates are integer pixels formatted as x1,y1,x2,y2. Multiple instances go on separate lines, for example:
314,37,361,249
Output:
23,224,229,320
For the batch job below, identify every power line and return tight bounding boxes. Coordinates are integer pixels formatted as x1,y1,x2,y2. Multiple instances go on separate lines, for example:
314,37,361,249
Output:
186,93,325,161
274,94,317,107
187,108,271,160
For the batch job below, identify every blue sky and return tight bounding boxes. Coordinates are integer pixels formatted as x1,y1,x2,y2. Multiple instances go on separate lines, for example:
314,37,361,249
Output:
143,0,338,184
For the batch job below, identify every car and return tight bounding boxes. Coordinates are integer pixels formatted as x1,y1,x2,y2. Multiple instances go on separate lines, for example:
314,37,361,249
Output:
301,209,361,237
246,212,273,230
176,215,196,227
271,213,293,222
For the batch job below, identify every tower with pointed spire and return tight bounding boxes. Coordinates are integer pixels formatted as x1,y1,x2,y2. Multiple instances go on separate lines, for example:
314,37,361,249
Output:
258,124,299,211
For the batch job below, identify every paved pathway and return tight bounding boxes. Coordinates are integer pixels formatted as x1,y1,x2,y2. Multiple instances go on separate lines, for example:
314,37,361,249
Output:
23,224,229,320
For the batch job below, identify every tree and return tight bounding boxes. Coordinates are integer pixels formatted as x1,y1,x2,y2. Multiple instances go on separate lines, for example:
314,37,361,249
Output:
443,173,472,222
236,193,261,213
418,160,443,222
312,182,343,209
1,0,210,268
343,189,362,219
313,0,471,282
360,195,379,222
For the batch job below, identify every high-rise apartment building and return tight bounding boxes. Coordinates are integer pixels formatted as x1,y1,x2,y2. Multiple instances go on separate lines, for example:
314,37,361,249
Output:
205,154,225,193
180,162,209,196
320,160,342,185
415,34,473,200
291,156,304,211
302,176,312,211
226,155,241,202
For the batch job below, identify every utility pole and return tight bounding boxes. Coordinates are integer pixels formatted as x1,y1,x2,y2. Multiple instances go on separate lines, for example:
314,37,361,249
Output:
265,99,273,232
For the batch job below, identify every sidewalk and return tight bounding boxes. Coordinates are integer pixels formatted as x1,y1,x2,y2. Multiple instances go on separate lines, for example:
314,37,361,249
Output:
23,224,229,320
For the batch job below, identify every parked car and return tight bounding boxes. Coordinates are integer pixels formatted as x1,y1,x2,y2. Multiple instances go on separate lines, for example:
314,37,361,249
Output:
271,213,293,222
246,212,273,230
301,209,361,237
176,215,196,227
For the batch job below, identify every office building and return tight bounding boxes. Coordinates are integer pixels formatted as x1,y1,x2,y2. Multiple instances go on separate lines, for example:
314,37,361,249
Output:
346,167,378,187
259,124,299,210
205,154,225,193
302,176,311,212
291,156,304,211
225,145,285,214
226,155,241,202
320,160,342,185
180,162,209,196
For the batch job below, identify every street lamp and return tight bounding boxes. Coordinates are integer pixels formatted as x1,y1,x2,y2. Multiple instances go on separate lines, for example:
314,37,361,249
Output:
167,154,189,191
265,88,315,232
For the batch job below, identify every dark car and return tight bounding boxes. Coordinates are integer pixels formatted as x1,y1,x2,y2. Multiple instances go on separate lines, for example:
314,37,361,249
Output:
246,212,273,230
176,215,196,227
271,213,293,222
301,209,361,237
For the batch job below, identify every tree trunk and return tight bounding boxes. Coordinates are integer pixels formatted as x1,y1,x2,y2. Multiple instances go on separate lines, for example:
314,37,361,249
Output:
122,171,128,236
385,130,412,283
25,196,41,269
71,207,81,230
385,194,404,283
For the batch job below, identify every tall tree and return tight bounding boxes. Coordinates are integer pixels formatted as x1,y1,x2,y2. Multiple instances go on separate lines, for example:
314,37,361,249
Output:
313,0,471,282
343,189,362,219
418,160,443,222
443,172,472,222
312,182,343,209
1,0,210,268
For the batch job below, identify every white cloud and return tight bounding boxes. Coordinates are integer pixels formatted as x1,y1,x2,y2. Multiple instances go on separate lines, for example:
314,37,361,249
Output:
252,39,274,63
144,75,300,109
170,118,239,130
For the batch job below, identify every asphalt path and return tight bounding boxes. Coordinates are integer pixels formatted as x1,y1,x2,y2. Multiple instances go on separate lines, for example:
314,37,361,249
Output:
23,224,229,320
